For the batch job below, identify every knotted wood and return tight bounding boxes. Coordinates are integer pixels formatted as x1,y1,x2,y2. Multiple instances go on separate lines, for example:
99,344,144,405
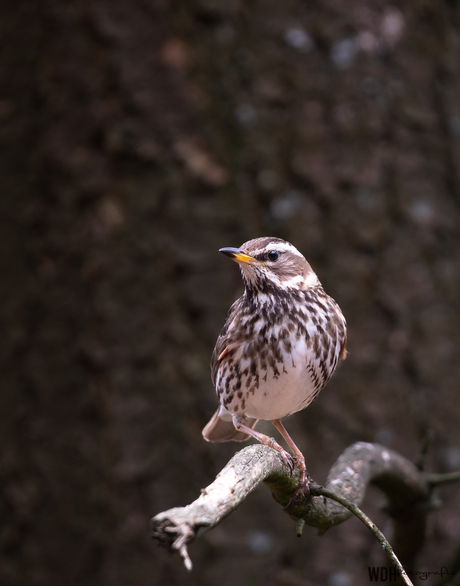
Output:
151,442,437,573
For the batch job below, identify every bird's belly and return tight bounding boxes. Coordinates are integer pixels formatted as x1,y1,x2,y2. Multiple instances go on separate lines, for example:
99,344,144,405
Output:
219,338,321,421
242,362,316,420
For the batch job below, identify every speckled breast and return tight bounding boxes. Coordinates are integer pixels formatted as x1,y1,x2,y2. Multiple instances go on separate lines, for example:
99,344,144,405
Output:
215,303,344,421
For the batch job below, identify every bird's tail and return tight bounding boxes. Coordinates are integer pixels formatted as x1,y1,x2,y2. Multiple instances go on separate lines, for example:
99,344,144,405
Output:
202,408,258,442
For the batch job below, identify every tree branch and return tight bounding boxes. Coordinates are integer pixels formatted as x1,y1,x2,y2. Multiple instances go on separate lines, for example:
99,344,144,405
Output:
151,441,453,575
308,484,413,586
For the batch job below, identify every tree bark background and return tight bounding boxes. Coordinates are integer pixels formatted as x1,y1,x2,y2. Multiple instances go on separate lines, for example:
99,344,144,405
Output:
1,1,460,585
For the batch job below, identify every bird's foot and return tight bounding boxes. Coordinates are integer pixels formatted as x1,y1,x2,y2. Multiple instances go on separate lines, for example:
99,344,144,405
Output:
233,420,298,478
234,422,296,474
283,456,311,509
266,437,294,473
268,420,312,509
279,449,295,475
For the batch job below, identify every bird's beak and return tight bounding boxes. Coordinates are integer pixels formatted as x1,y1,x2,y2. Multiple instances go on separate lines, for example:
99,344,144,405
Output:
219,247,263,266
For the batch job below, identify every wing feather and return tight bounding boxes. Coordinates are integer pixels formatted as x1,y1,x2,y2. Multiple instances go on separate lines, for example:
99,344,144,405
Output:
211,297,244,386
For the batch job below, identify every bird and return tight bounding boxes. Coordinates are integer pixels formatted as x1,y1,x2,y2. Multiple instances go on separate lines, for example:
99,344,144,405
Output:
202,237,347,496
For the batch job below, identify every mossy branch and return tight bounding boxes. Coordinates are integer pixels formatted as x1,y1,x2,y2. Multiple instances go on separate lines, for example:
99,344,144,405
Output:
151,441,456,579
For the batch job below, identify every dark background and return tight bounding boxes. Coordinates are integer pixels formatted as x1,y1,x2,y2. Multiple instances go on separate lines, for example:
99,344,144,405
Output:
1,1,460,585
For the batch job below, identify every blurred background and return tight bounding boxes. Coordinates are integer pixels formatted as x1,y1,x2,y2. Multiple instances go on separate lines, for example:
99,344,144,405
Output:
1,0,460,584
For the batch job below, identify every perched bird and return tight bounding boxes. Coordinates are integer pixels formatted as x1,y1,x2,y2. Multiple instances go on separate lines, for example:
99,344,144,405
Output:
202,237,347,494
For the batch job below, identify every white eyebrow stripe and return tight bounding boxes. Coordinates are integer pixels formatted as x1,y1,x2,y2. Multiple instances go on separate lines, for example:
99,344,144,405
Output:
268,242,304,258
242,241,305,259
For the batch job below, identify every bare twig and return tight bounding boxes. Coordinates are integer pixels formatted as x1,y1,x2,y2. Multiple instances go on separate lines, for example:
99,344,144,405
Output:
151,441,459,574
310,483,413,586
427,471,460,486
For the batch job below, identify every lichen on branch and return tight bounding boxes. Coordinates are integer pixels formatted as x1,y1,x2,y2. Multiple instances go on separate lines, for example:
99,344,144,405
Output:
151,441,449,579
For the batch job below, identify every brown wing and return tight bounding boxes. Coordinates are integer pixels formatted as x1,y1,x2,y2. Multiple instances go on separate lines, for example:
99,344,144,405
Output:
337,306,347,360
328,294,347,360
211,297,244,386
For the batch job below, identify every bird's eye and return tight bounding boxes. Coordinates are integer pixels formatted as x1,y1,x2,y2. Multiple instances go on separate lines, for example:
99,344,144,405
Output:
267,250,280,262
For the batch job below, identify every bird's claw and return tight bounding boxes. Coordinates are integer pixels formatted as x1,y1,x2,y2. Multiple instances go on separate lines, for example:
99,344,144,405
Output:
265,437,294,474
279,450,295,474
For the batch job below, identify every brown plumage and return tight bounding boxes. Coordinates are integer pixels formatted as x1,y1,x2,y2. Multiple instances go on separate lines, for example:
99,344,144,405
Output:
202,237,347,494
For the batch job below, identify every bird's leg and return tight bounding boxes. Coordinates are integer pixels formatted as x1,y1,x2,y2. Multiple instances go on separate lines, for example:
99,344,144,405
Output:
233,419,294,473
271,419,310,505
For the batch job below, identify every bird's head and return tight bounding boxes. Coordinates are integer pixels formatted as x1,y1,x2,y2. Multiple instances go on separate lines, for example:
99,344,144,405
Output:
219,237,319,294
